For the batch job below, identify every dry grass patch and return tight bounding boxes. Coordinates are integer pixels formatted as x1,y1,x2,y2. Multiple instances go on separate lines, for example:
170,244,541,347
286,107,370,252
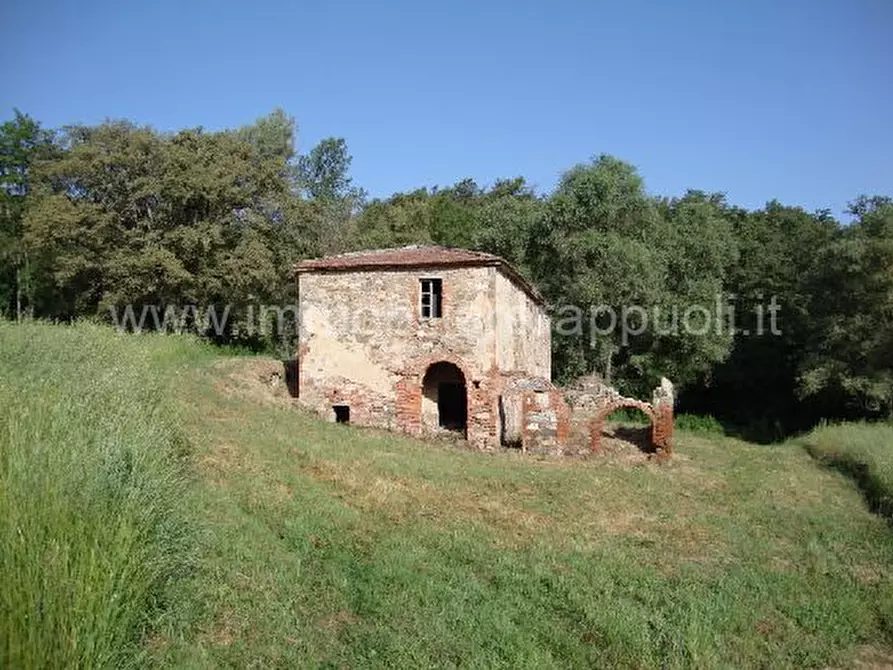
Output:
210,357,296,409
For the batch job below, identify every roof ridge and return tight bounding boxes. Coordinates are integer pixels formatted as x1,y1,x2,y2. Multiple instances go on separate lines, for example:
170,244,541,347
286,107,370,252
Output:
318,243,491,255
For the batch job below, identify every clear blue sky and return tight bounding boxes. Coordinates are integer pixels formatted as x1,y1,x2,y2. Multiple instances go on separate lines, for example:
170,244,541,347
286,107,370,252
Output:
4,0,891,217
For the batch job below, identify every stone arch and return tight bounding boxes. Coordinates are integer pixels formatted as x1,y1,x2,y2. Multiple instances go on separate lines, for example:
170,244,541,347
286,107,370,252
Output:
395,352,474,439
588,399,657,454
422,361,467,434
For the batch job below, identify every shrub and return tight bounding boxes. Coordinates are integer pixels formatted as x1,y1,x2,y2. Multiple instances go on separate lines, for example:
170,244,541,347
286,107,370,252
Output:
675,413,725,434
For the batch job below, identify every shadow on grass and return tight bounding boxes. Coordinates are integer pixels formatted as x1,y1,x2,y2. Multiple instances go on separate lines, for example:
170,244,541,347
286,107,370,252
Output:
715,418,790,445
803,444,893,526
611,425,656,455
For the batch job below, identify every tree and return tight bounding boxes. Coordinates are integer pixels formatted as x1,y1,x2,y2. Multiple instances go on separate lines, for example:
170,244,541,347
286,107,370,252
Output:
357,189,433,248
681,201,840,439
23,121,292,344
472,178,543,270
428,179,479,249
0,110,54,320
650,191,738,387
798,196,893,418
235,108,297,162
529,156,737,394
295,137,365,254
296,137,363,204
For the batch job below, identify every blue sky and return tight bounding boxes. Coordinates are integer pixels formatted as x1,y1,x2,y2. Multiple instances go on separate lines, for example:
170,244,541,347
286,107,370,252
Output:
4,0,891,217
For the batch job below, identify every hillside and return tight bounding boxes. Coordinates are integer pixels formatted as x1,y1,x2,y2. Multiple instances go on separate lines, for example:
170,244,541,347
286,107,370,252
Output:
2,322,892,668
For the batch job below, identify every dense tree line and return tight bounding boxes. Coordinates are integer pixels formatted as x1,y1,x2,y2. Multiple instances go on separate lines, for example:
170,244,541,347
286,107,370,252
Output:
1,109,890,438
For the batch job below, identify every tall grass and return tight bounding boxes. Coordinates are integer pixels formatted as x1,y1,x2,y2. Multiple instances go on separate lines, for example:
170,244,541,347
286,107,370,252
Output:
0,322,196,668
801,421,893,522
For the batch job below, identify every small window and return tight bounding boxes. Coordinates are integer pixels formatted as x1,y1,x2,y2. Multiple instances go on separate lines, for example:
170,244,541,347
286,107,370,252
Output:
333,405,350,424
420,278,443,319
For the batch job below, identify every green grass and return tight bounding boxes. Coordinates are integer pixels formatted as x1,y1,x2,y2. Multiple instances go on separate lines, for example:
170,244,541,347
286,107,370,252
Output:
607,410,726,436
2,322,893,668
605,408,651,425
608,410,726,434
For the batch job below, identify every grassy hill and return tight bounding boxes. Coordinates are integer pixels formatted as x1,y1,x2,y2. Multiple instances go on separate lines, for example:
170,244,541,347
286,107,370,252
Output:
2,322,892,668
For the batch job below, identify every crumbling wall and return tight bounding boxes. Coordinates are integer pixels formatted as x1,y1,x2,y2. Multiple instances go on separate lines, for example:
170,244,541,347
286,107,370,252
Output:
562,376,675,458
651,377,675,455
501,378,570,455
500,376,674,457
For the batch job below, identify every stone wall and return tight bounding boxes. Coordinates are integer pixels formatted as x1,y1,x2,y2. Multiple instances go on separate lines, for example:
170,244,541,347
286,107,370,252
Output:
500,378,571,455
497,376,675,457
651,377,675,455
494,272,551,378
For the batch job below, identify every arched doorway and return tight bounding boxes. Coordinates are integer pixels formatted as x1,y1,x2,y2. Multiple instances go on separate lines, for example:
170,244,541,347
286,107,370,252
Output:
422,362,467,434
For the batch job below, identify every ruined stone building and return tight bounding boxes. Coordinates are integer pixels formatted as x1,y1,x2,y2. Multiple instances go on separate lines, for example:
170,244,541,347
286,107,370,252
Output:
295,245,675,456
295,245,552,449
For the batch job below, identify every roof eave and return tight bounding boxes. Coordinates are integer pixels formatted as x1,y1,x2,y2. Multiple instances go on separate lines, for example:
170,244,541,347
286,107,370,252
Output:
294,258,500,273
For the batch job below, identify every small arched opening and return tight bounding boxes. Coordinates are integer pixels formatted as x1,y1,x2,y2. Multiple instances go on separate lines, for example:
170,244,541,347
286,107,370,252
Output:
422,361,467,435
589,401,656,454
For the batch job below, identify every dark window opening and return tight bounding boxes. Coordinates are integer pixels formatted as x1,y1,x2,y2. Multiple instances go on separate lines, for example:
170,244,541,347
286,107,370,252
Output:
333,405,350,424
420,278,443,319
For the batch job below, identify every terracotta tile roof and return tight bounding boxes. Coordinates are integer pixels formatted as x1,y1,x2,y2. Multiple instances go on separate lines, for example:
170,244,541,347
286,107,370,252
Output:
295,245,546,306
295,245,501,271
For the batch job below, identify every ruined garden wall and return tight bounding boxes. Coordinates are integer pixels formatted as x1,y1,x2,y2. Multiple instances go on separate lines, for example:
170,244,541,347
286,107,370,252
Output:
564,378,676,457
501,377,676,457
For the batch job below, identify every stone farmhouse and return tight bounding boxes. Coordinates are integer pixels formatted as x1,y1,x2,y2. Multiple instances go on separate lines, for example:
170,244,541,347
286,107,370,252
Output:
295,245,674,455
295,245,552,448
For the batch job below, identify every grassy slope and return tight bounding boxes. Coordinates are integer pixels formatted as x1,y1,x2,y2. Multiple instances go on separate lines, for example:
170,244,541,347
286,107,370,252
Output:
801,422,893,524
2,323,892,668
156,356,893,668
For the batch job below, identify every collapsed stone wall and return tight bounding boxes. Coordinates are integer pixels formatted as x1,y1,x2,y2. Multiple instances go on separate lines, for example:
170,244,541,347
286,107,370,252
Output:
500,377,570,454
564,376,675,458
501,375,675,457
650,377,675,455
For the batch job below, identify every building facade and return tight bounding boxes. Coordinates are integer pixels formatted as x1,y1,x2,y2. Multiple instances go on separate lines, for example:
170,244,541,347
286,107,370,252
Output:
295,246,551,448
